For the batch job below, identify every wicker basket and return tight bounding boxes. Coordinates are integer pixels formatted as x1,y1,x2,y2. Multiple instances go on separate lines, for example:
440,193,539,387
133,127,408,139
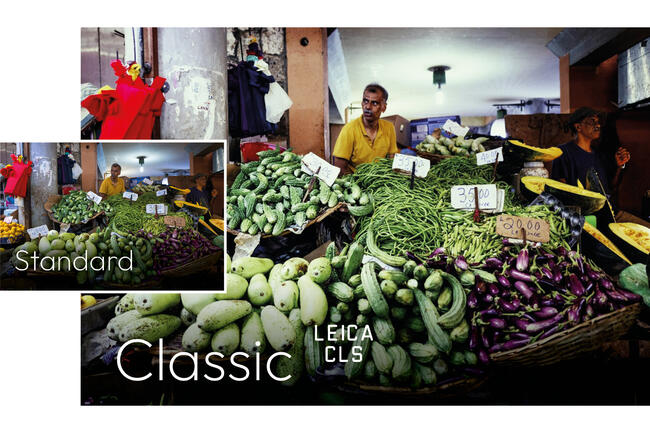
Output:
415,150,455,164
99,278,163,290
160,251,221,278
338,375,486,398
489,302,642,367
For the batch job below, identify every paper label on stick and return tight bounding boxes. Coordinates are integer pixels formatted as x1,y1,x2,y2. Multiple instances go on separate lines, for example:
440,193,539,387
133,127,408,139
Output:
450,184,498,210
156,189,167,197
4,216,13,223
86,191,102,204
156,204,167,215
496,214,550,243
442,119,469,138
391,153,430,178
130,193,139,202
142,178,153,185
301,152,340,187
476,147,504,166
60,224,70,233
27,225,49,239
146,204,157,215
122,192,132,200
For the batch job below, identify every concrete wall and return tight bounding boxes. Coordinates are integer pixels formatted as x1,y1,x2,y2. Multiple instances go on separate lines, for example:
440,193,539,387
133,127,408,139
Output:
29,144,58,227
158,28,228,140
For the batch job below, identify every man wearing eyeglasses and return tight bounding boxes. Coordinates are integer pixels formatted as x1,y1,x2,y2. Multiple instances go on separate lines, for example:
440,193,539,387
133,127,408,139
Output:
332,83,398,174
552,106,649,227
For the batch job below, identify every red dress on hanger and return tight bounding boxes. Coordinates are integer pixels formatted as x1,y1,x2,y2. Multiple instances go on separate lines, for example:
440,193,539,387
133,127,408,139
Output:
82,60,166,139
0,154,33,198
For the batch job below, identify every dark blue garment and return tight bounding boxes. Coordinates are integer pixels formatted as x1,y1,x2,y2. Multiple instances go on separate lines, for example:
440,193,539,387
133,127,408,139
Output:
228,61,275,137
57,154,75,185
550,141,613,194
186,187,210,210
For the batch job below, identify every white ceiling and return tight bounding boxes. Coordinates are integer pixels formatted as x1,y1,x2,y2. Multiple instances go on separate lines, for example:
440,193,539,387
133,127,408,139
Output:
336,28,563,120
100,142,190,177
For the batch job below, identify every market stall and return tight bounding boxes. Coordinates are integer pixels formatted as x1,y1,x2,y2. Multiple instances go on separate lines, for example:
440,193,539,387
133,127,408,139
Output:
1,142,224,290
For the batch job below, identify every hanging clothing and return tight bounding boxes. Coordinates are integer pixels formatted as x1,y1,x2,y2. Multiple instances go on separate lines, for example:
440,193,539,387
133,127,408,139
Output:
0,154,33,198
57,154,75,185
228,61,275,137
81,60,166,139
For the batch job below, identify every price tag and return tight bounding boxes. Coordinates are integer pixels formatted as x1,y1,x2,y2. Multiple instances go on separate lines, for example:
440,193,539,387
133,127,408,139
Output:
442,119,469,138
301,152,340,187
496,214,550,243
391,153,430,178
27,225,49,239
476,147,504,166
86,191,103,204
60,224,70,233
130,193,139,202
3,216,13,223
146,204,157,215
122,192,132,200
156,189,167,197
156,204,167,215
450,184,498,210
142,178,153,185
164,216,186,227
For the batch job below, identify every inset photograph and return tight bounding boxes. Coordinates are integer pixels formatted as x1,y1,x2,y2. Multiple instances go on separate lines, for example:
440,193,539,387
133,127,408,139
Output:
1,142,224,290
81,28,228,140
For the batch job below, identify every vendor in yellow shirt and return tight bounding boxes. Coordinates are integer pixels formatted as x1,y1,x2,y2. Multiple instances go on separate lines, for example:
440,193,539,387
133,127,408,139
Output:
99,163,127,198
333,83,398,174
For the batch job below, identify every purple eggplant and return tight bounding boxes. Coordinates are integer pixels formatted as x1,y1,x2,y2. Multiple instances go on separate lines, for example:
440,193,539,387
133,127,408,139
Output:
593,289,608,307
430,247,446,257
533,306,559,319
516,248,529,272
497,275,511,288
509,332,532,340
487,317,507,329
469,327,479,350
488,283,500,296
454,256,469,272
467,292,479,309
587,270,600,281
567,299,585,324
476,281,487,294
514,281,534,300
511,298,521,309
406,252,422,264
515,313,563,333
540,297,555,307
540,267,554,280
539,324,560,340
481,328,492,348
568,274,586,297
585,303,595,319
483,293,494,304
498,299,518,313
478,349,490,364
510,269,536,283
604,288,628,303
556,246,569,257
479,308,499,319
501,338,531,352
484,257,504,269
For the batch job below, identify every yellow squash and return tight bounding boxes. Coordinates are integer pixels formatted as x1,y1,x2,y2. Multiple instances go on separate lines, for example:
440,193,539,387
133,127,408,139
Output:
609,223,650,263
521,176,606,215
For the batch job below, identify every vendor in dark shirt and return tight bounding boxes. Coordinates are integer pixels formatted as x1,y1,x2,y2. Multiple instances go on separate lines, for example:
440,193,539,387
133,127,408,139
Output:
551,106,649,228
185,174,210,212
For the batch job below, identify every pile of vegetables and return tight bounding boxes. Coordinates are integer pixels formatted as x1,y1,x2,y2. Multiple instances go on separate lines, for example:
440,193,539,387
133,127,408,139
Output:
450,243,642,360
352,157,571,261
51,190,111,224
95,227,156,285
0,221,25,243
227,149,364,235
148,227,220,272
416,135,488,157
132,183,161,195
105,192,192,235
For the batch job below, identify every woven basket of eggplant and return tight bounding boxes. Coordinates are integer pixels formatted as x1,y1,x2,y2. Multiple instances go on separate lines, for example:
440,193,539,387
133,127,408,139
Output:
462,242,642,368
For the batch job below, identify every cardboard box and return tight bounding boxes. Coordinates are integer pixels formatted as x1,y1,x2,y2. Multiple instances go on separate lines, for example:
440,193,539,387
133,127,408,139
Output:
383,115,411,147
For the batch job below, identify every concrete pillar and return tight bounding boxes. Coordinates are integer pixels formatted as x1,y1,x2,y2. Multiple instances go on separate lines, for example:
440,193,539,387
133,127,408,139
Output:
81,143,98,193
29,143,58,228
286,28,329,158
158,28,228,140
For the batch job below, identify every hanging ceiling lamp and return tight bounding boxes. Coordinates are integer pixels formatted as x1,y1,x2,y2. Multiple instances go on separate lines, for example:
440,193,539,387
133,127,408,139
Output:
428,65,451,89
137,155,146,173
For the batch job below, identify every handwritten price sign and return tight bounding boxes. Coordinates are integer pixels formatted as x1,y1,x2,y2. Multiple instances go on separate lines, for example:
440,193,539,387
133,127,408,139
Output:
442,119,469,138
27,225,49,239
86,191,103,204
301,152,340,187
391,153,430,178
142,178,153,185
156,189,167,197
476,147,503,166
496,214,550,243
450,184,498,210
